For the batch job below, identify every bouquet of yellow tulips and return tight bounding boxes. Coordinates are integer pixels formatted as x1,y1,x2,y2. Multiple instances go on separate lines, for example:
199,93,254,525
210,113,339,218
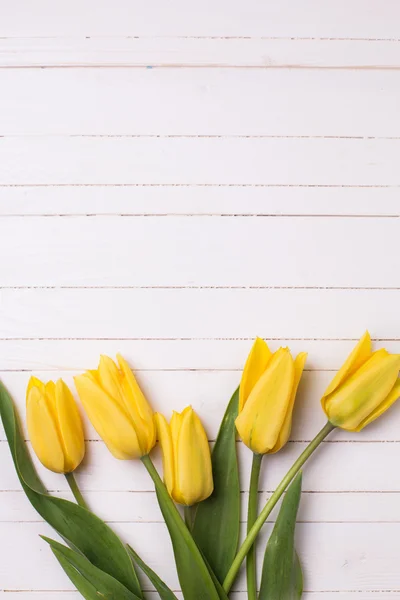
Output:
1,331,400,599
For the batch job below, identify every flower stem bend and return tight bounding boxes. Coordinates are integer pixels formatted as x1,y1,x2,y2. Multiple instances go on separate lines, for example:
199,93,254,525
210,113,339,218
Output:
65,472,89,510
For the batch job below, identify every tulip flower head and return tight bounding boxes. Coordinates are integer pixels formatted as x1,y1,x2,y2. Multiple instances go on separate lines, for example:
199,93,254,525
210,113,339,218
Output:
322,331,400,431
74,354,156,460
155,407,213,506
235,338,307,455
26,377,85,474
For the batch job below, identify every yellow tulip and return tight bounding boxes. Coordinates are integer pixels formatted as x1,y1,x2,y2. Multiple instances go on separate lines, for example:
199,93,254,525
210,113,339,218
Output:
74,354,156,459
322,331,400,431
235,338,307,454
155,407,213,506
26,377,85,474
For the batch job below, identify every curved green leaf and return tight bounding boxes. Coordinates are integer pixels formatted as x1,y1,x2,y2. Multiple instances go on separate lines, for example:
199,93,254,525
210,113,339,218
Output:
142,455,220,600
44,537,142,600
127,544,178,600
293,552,304,598
191,387,240,583
259,472,303,600
0,382,142,597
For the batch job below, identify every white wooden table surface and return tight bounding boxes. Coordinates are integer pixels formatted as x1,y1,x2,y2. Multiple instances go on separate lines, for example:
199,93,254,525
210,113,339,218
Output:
1,1,400,598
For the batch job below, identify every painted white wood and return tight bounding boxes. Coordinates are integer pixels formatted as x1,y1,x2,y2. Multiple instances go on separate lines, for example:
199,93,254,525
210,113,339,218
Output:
1,338,398,372
2,69,399,137
1,0,400,595
2,369,400,443
1,37,400,68
1,595,398,600
1,520,400,592
1,0,400,38
1,438,399,493
0,288,399,340
2,490,400,524
1,186,400,216
1,215,400,287
1,136,400,185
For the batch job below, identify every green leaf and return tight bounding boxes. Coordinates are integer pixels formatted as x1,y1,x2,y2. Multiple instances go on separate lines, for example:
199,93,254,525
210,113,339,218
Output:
127,545,178,600
293,552,304,598
259,472,303,600
191,387,240,583
0,382,142,598
142,455,220,600
43,537,142,600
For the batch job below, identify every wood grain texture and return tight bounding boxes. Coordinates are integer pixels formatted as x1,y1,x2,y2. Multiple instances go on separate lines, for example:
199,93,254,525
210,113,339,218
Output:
0,215,399,287
1,187,400,216
1,0,399,38
2,37,400,68
1,69,399,136
1,0,400,595
1,136,400,185
0,288,399,339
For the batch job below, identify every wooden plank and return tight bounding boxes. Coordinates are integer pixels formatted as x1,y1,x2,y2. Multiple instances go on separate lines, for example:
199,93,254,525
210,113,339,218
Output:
1,338,398,371
1,438,400,492
2,369,400,443
1,0,399,39
1,37,400,68
1,521,400,591
1,215,400,287
1,489,400,524
2,69,399,137
0,288,398,340
1,186,400,216
1,137,399,185
1,136,399,186
0,595,397,600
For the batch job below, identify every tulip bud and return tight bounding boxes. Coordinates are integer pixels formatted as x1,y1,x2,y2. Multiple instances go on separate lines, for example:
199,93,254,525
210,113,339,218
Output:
155,407,213,506
235,338,307,455
74,354,156,459
26,377,85,474
322,331,400,431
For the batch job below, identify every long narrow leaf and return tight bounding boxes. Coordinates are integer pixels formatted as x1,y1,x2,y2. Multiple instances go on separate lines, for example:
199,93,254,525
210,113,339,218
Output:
0,382,142,597
259,472,303,600
191,387,240,583
143,455,220,600
44,537,142,600
127,544,178,600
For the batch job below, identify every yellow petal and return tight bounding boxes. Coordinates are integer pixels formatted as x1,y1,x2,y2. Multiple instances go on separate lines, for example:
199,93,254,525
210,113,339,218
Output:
323,352,400,431
322,331,372,399
154,413,175,496
26,376,45,406
26,384,65,473
74,373,142,459
355,377,400,431
175,407,213,506
117,354,156,454
97,355,125,407
270,351,307,454
235,348,295,454
170,409,184,493
55,379,85,472
44,380,58,424
239,337,272,412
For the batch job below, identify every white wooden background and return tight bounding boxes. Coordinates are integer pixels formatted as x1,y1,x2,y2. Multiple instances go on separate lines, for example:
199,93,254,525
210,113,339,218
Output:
1,1,400,598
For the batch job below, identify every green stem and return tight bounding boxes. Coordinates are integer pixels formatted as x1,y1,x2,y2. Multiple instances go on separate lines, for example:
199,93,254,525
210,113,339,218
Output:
223,421,335,593
65,472,89,510
246,453,263,600
141,454,219,598
184,505,194,531
141,455,193,537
